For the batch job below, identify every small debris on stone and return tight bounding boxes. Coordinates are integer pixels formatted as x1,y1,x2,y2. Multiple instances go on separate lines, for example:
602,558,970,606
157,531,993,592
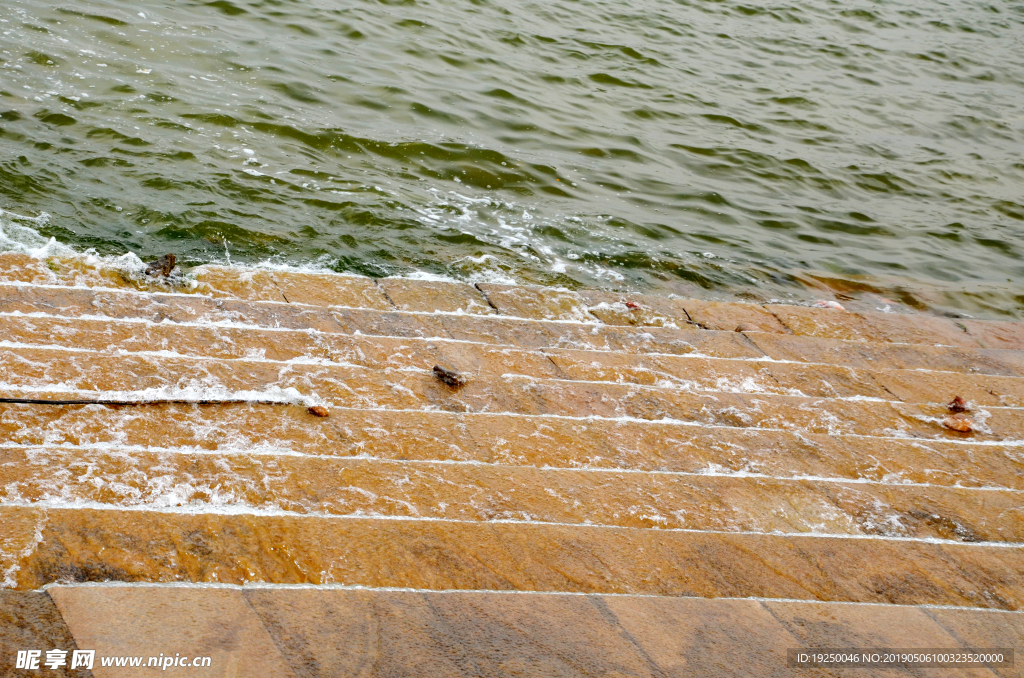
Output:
947,396,968,413
625,301,641,310
942,414,973,433
145,253,177,278
735,323,757,332
814,300,845,310
433,365,467,387
307,404,330,417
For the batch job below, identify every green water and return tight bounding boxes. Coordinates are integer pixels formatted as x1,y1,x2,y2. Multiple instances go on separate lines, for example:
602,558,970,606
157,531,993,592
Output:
1,0,1022,316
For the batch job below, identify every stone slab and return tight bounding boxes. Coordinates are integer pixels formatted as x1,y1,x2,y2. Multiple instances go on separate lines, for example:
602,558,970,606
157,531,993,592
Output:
0,285,228,325
329,306,453,339
764,600,999,678
746,332,1024,378
769,305,979,348
10,345,1024,442
1,508,47,590
683,299,791,333
924,607,1024,678
30,587,1022,678
193,266,393,310
2,446,1019,541
605,596,819,677
377,278,496,314
191,266,287,302
3,402,1022,491
576,289,687,328
246,588,667,678
963,319,1024,351
0,590,92,678
477,284,598,322
7,508,1024,609
0,253,55,285
272,271,392,310
49,587,296,677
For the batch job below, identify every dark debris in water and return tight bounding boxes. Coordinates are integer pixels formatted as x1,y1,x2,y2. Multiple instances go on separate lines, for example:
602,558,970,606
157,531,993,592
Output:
145,253,178,278
433,365,467,388
947,395,968,413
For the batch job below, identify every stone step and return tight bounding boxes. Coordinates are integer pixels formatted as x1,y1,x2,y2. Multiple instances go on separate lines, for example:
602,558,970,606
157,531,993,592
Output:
768,304,1024,352
7,281,1024,387
546,347,1024,407
192,270,1023,351
194,265,393,309
473,281,1023,351
2,445,1019,542
0,283,763,358
5,585,1014,678
0,589,86,678
747,332,1024,379
7,314,1024,408
3,254,1021,352
4,506,1023,608
7,583,1019,678
3,403,1021,491
9,281,1024,396
4,346,1023,441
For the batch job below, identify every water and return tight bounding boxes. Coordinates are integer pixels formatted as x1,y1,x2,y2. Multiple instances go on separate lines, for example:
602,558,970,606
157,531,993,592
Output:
1,0,1022,317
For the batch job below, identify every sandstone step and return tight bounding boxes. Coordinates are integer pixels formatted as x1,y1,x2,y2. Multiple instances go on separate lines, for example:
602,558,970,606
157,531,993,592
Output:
746,332,1024,379
187,270,1024,351
0,283,351,333
3,255,1020,353
959,318,1024,352
4,506,1022,608
580,288,791,333
2,445,1019,542
2,403,1022,491
476,283,607,324
466,281,1022,352
0,253,55,285
0,314,567,379
545,347,1024,407
768,304,1024,351
0,283,763,358
0,590,86,678
193,265,393,309
377,277,497,315
8,314,1024,408
4,346,1023,441
32,585,1019,678
8,282,1024,390
4,257,1023,661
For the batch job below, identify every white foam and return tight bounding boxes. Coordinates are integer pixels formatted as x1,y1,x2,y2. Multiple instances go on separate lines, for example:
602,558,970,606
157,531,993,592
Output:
9,441,1022,492
0,209,183,287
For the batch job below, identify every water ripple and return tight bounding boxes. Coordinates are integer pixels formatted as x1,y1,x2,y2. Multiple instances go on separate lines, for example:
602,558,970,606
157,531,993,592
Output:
0,0,1022,316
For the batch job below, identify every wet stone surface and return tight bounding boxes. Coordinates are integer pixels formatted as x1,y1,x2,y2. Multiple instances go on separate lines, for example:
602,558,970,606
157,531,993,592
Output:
0,590,92,678
0,262,1022,627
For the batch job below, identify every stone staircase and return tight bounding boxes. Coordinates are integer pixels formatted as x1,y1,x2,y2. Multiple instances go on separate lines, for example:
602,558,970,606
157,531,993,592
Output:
0,252,1021,676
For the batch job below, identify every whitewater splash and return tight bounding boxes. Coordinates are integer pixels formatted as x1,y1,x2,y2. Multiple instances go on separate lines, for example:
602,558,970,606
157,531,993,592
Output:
0,208,171,288
1,209,142,271
0,207,523,288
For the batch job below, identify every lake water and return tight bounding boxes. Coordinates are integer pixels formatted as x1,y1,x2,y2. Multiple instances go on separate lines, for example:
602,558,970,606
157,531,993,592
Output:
1,0,1022,317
